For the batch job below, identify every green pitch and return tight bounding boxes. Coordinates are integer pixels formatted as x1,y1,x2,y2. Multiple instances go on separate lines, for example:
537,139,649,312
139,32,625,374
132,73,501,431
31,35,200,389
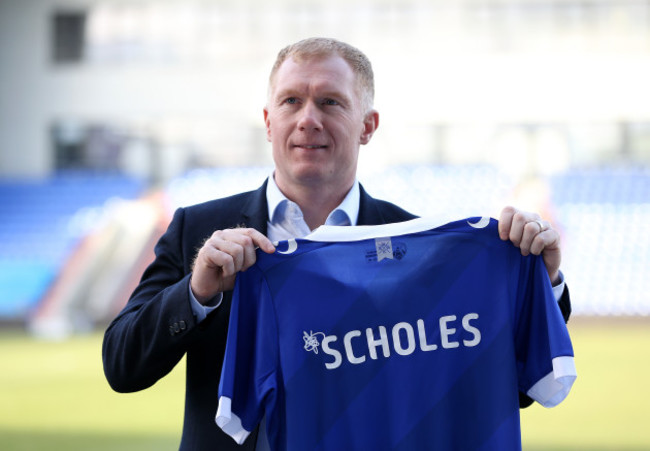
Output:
0,329,182,450
521,316,650,451
0,317,648,450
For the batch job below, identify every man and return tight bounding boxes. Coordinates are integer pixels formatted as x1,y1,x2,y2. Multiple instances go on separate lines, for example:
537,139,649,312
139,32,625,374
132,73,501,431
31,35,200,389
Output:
103,38,571,450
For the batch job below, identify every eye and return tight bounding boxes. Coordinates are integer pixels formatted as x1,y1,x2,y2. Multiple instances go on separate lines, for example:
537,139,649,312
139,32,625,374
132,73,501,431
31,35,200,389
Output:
323,98,339,106
284,97,298,105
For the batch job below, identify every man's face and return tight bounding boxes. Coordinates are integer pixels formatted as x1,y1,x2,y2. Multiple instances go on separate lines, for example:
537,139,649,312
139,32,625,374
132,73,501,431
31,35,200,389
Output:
264,55,378,196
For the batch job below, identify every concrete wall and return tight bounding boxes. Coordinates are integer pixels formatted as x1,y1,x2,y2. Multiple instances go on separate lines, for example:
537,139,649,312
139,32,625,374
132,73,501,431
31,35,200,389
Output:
2,0,650,179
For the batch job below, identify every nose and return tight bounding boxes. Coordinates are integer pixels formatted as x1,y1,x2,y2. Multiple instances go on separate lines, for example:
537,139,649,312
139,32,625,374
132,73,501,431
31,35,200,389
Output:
297,101,322,132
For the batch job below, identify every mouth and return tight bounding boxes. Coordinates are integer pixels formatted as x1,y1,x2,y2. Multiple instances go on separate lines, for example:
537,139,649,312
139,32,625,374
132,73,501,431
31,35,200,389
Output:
293,144,328,150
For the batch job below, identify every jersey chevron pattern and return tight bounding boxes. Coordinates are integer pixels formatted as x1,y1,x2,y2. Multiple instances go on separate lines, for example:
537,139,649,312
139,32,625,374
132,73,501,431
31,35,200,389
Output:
216,217,576,451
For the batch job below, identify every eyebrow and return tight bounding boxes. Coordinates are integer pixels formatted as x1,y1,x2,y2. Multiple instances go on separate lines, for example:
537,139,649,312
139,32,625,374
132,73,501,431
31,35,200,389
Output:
273,87,353,106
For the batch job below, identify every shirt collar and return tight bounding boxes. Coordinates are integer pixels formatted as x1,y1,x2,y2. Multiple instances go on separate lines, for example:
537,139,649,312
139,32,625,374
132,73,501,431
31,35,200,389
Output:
266,172,360,227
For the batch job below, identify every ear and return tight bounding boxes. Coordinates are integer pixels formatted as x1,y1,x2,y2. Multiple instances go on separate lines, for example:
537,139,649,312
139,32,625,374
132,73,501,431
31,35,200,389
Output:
359,110,379,145
264,107,272,142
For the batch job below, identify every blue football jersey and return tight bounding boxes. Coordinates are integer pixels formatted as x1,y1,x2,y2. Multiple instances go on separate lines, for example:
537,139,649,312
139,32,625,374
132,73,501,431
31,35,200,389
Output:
216,217,576,451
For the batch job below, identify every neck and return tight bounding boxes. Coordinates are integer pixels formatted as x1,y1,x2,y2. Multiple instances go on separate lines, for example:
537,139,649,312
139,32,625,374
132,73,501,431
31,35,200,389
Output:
278,181,352,230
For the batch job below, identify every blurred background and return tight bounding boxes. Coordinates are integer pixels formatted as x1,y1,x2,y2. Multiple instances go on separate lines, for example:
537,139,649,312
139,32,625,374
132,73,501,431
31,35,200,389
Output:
1,0,649,449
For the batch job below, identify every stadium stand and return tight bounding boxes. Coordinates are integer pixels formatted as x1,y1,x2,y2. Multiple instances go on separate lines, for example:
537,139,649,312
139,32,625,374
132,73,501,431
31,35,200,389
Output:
0,172,146,328
2,165,647,337
549,168,650,316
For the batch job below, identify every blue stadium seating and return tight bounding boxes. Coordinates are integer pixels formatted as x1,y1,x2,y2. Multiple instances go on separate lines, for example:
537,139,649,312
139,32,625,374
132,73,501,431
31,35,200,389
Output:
3,165,647,321
0,172,145,320
548,168,650,315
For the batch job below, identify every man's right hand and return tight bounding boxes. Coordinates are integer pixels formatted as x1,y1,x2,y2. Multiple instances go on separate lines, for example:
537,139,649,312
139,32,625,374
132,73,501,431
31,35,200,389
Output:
190,228,275,304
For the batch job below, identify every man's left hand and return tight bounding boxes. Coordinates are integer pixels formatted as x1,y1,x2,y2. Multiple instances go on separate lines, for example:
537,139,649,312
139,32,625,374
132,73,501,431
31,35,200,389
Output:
498,206,561,285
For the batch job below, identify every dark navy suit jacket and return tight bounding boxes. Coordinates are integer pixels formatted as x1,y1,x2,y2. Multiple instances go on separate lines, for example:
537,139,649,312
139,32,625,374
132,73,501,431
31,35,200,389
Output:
102,179,570,450
103,180,421,450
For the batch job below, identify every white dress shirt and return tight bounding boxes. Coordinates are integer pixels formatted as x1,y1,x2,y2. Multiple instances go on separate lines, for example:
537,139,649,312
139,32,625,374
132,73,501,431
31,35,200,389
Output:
265,172,359,241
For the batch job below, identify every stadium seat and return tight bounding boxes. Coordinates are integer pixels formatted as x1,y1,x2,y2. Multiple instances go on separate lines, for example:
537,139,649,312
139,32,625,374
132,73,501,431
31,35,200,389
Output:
0,171,145,321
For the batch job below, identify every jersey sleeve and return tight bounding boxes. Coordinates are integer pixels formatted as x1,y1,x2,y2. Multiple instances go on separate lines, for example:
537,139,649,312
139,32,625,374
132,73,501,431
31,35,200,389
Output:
515,254,577,408
216,265,279,444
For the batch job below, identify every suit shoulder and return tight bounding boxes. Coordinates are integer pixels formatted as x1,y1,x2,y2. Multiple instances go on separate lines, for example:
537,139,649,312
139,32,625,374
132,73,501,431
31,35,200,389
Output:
358,183,417,225
182,189,258,218
375,199,417,221
367,197,418,224
172,185,266,237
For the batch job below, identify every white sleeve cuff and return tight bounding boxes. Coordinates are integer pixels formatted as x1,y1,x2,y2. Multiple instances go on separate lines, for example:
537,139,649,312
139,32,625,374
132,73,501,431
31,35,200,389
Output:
216,396,251,445
526,356,577,408
188,282,222,323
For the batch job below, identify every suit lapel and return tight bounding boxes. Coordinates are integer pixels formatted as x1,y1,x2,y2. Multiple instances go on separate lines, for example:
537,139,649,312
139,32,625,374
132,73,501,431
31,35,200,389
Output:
239,179,269,235
357,183,384,226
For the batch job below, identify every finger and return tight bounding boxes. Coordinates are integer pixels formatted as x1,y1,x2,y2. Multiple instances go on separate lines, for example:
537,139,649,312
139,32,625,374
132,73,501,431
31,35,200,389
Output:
191,244,239,301
498,206,517,240
529,225,559,256
201,240,242,275
513,211,543,246
218,228,275,254
518,220,545,256
202,227,275,271
240,239,259,271
244,228,276,254
208,228,275,271
507,211,527,247
220,229,274,267
530,228,562,283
